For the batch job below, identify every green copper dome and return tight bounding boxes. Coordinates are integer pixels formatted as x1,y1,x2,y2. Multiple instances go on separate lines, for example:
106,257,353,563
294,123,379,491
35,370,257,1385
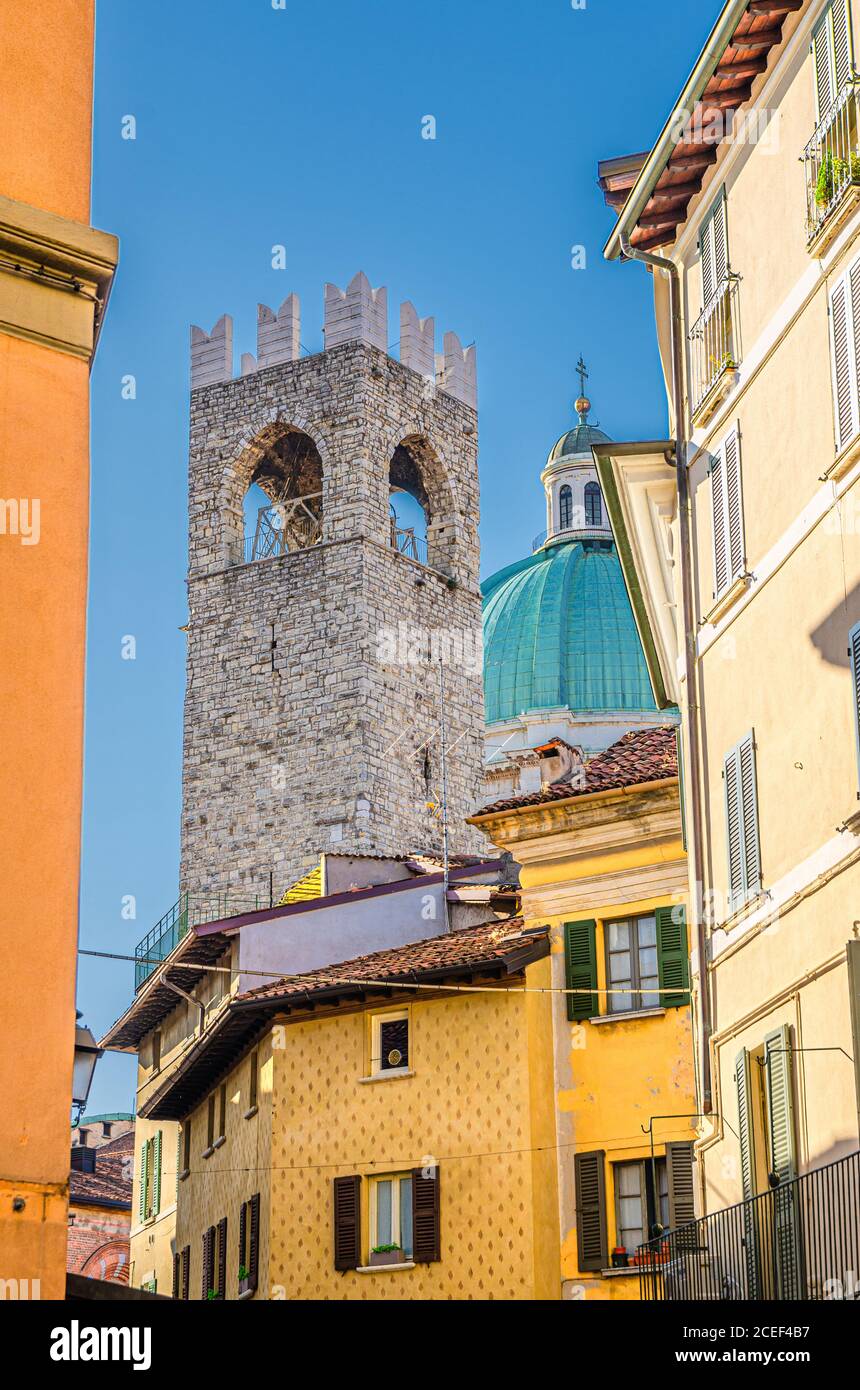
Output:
482,537,657,724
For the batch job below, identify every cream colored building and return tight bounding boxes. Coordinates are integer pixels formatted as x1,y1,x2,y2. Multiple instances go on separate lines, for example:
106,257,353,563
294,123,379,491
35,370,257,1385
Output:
596,0,860,1267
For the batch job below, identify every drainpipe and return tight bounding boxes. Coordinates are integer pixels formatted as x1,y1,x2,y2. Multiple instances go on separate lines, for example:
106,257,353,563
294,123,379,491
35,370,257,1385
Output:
620,230,712,1113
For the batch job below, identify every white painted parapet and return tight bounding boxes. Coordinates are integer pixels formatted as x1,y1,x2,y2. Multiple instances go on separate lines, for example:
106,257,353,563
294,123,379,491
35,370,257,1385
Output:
441,330,477,410
400,301,435,378
323,271,387,351
257,293,300,368
190,314,233,390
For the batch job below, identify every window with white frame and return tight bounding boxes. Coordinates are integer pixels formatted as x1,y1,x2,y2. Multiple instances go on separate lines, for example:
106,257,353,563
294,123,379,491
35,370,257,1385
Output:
614,1159,669,1253
710,424,746,600
606,915,659,1014
369,1173,414,1259
829,254,860,453
371,1010,409,1075
812,0,853,121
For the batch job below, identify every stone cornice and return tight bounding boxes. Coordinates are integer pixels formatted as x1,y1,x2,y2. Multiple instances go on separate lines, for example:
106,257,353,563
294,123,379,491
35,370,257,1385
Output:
473,780,681,857
0,192,118,362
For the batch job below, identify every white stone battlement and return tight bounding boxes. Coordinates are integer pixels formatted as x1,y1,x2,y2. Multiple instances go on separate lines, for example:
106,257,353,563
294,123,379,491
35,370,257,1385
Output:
190,274,476,409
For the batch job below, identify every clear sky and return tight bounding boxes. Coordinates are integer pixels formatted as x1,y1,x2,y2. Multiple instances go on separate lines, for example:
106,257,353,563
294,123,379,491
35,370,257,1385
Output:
80,0,713,1113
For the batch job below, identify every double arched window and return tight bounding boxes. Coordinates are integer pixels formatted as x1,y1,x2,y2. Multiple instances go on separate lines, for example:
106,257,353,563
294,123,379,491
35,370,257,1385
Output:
559,485,573,532
585,481,602,528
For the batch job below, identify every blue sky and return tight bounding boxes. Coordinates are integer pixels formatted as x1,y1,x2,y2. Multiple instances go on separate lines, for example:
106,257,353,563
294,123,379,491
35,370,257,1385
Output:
81,0,712,1113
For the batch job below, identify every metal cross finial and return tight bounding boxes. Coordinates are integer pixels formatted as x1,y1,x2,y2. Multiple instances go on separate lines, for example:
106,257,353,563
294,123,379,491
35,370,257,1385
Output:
576,355,589,398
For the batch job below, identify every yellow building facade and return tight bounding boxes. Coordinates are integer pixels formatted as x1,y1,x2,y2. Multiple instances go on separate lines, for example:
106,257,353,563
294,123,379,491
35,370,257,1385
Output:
471,727,696,1299
599,0,860,1259
0,0,116,1299
136,920,560,1300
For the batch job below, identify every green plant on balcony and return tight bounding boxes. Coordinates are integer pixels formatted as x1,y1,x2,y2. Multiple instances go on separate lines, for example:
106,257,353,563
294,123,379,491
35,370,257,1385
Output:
815,151,860,208
708,350,736,378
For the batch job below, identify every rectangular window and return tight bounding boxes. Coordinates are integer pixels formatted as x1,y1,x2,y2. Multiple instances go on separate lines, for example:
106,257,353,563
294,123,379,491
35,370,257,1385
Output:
369,1174,413,1260
206,1093,215,1150
152,1030,161,1072
710,424,746,600
371,1010,410,1075
180,1119,191,1175
606,914,659,1014
828,256,860,453
724,731,762,912
248,1049,258,1113
217,1083,227,1141
613,1158,668,1254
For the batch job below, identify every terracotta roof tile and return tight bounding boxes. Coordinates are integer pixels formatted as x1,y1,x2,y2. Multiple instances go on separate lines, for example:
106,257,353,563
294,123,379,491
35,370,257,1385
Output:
475,725,678,816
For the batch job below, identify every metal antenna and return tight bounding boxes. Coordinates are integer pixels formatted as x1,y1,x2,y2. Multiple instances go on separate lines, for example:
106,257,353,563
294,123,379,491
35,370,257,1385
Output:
438,656,451,932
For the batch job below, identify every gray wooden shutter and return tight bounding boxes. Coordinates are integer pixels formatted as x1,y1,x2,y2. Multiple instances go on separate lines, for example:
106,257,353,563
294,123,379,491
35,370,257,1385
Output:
830,273,858,451
152,1129,162,1216
656,905,690,1008
333,1175,361,1271
574,1150,607,1273
700,204,716,308
249,1192,260,1289
202,1226,214,1298
564,919,598,1021
217,1216,228,1298
412,1166,441,1263
666,1141,696,1230
711,446,728,597
724,427,745,582
182,1246,190,1301
764,1025,796,1184
172,1251,180,1300
735,1049,762,1297
833,0,852,90
724,746,745,910
712,189,728,288
813,9,835,119
738,732,761,899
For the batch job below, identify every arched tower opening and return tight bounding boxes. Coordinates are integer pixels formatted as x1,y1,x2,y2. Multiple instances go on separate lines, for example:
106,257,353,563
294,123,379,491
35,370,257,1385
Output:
388,433,457,574
228,425,324,565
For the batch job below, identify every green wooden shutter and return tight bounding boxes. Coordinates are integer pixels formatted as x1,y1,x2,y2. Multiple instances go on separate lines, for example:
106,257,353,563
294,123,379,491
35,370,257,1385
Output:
574,1150,607,1273
151,1130,162,1216
847,940,860,1138
666,1141,696,1230
138,1141,148,1221
564,919,598,1021
724,746,744,910
412,1167,441,1263
764,1025,796,1184
735,1047,762,1298
656,905,690,1008
332,1175,361,1271
738,733,761,899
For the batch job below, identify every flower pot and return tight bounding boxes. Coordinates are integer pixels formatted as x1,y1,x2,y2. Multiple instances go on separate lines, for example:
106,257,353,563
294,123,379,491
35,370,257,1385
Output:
611,1247,629,1269
368,1248,404,1267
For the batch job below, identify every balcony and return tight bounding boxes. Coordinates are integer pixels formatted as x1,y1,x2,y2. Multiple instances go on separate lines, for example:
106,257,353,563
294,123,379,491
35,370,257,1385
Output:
688,273,741,426
804,79,860,253
230,493,323,567
638,1149,860,1301
134,891,269,991
390,521,428,566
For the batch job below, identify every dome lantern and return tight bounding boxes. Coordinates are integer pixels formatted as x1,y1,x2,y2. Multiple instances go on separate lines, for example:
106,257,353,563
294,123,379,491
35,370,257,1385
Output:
540,357,613,544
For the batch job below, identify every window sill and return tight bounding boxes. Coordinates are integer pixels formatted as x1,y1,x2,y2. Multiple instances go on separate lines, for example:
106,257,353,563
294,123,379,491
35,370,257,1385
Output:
237,1287,256,1301
355,1262,416,1274
589,1007,666,1026
703,572,751,627
807,181,860,258
691,364,739,429
213,1135,225,1149
244,1106,258,1120
600,1267,639,1279
202,1146,214,1160
358,1068,415,1084
825,429,860,483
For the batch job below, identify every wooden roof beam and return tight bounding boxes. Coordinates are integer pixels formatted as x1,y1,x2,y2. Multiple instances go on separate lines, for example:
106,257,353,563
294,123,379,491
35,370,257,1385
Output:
712,58,768,83
667,150,719,175
649,180,702,205
728,26,783,50
747,0,802,14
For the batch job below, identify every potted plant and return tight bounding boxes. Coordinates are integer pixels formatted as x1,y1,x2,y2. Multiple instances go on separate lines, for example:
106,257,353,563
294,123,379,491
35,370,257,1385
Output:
369,1243,404,1267
611,1245,629,1269
206,1287,219,1301
238,1264,253,1295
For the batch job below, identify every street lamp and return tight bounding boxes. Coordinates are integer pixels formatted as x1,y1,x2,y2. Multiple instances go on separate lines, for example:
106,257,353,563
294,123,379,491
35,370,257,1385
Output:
72,1011,102,1117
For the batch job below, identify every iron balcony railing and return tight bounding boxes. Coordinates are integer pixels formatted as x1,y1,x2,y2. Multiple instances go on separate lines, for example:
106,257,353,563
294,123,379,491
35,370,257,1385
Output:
638,1149,860,1301
804,77,860,245
231,493,323,567
390,523,428,566
134,891,269,991
688,272,740,420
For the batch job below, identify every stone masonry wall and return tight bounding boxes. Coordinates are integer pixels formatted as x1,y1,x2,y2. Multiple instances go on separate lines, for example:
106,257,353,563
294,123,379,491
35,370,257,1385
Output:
182,337,485,899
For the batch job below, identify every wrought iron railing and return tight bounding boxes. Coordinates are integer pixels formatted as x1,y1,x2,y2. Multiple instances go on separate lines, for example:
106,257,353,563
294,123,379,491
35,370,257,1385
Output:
390,524,428,566
804,77,860,245
688,272,740,419
638,1149,860,1301
134,891,269,991
231,493,323,567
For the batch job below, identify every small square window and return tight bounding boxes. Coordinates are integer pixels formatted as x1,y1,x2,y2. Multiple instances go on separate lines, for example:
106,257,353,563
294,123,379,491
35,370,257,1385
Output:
370,1174,413,1260
371,1011,409,1075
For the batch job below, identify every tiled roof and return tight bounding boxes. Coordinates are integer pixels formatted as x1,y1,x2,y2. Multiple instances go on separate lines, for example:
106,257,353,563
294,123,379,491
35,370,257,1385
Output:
475,725,678,816
237,917,546,1005
69,1131,134,1209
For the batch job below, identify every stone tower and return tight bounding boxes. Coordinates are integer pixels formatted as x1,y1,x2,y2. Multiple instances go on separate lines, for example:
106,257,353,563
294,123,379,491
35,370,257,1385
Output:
181,273,484,899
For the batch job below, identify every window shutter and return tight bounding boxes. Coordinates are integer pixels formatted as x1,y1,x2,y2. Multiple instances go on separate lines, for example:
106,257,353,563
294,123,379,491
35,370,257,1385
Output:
735,1048,756,1202
712,190,728,288
700,207,716,309
676,726,688,851
239,1199,247,1273
833,0,853,91
249,1193,260,1289
710,445,728,597
564,919,598,1021
172,1251,180,1300
656,905,690,1008
847,940,860,1136
152,1129,162,1216
217,1216,228,1299
412,1166,441,1263
724,427,745,582
138,1141,148,1221
332,1175,361,1271
813,11,835,119
666,1141,696,1230
850,624,860,785
830,273,858,452
724,746,744,910
738,732,761,899
202,1226,214,1299
764,1025,796,1184
181,1245,190,1301
574,1150,607,1273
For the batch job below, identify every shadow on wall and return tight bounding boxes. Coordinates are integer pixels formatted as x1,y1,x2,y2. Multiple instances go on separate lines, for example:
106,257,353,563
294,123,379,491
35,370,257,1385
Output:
809,579,860,669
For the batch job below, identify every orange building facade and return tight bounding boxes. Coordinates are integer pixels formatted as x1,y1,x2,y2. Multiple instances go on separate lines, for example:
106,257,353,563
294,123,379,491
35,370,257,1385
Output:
0,0,117,1299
